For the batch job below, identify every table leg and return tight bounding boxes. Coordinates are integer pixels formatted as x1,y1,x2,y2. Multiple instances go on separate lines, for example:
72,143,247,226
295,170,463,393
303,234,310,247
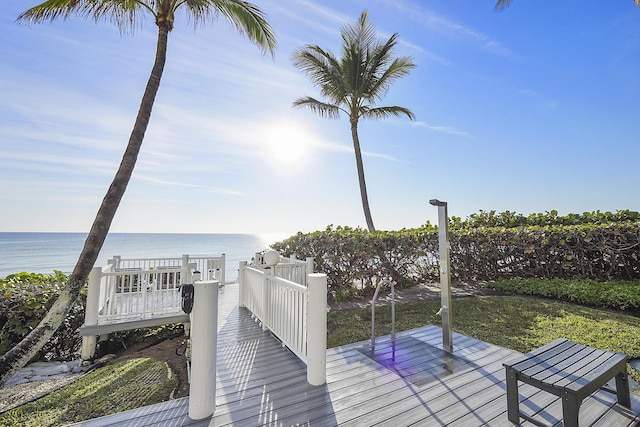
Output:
615,371,631,409
561,392,579,427
505,367,520,424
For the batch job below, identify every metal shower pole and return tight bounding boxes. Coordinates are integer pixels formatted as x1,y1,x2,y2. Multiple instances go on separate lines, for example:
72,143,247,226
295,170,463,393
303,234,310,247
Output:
429,199,453,353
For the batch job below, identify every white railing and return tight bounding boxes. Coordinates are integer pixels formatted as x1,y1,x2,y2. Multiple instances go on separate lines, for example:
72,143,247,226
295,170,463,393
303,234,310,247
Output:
100,266,183,322
81,254,224,360
84,254,225,325
109,254,225,284
251,253,313,286
238,260,327,386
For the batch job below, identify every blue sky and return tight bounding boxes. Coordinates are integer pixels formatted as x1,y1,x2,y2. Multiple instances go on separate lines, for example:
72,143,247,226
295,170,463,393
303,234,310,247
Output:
1,0,639,235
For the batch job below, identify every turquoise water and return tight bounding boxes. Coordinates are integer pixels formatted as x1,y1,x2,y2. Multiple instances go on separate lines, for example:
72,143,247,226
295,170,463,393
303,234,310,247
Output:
0,232,287,281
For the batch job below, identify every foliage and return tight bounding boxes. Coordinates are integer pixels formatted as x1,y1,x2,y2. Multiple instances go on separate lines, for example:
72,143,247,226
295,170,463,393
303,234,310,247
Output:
327,295,640,383
0,272,85,361
272,210,640,302
448,209,640,229
0,358,177,426
487,279,640,313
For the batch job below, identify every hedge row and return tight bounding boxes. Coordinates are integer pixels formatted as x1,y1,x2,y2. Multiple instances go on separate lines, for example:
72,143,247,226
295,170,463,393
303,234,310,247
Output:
271,220,640,301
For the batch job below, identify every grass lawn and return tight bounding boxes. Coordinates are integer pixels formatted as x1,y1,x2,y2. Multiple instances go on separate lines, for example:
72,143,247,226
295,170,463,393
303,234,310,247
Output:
0,358,177,427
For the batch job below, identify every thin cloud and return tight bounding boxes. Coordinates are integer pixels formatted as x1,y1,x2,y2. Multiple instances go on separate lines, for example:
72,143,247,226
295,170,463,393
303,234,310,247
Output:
413,121,473,138
377,0,515,58
518,89,559,110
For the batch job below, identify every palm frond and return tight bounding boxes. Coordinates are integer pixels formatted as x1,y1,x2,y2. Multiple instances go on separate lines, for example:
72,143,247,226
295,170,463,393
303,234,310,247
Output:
183,0,275,55
292,97,342,119
494,0,512,10
367,56,415,103
17,0,152,34
360,106,415,121
292,45,347,103
291,10,414,124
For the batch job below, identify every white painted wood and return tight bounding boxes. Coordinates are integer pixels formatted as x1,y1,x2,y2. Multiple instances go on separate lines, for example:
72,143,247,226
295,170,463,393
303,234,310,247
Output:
81,266,101,360
188,277,219,420
307,273,327,385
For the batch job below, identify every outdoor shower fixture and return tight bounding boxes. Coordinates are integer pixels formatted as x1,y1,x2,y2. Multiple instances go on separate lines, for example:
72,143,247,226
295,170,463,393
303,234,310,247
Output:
429,199,453,353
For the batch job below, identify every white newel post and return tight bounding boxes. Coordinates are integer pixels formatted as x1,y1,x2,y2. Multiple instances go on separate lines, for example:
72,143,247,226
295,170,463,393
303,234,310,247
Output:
188,271,219,420
262,267,271,331
238,261,247,307
220,253,226,285
306,257,315,275
81,266,101,360
306,273,327,386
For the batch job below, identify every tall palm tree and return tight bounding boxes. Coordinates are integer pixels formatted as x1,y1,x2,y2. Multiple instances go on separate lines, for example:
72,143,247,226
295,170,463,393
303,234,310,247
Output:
496,0,640,9
291,10,415,232
0,0,275,386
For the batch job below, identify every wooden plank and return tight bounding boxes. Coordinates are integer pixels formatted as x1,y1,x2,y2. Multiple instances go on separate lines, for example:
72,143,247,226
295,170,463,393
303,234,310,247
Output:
78,313,189,335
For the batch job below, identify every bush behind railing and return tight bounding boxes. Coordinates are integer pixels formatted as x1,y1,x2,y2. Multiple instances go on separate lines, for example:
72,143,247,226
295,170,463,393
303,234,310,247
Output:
271,211,640,301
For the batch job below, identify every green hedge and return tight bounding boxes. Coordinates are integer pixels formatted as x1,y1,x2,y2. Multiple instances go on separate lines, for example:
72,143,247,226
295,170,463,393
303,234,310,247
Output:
271,211,640,301
0,271,86,360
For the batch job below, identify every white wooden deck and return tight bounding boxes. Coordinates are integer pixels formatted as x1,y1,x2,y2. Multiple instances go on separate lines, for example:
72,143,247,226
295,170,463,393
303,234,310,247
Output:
72,283,640,427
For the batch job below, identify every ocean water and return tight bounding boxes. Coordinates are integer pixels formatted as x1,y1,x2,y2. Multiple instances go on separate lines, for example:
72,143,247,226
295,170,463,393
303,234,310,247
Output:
0,232,289,281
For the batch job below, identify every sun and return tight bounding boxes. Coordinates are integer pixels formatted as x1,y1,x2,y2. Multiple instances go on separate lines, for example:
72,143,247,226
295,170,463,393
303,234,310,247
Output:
262,121,313,174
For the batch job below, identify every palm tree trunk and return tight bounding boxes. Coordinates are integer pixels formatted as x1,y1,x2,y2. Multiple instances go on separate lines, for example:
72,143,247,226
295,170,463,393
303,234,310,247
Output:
350,120,376,233
0,25,171,387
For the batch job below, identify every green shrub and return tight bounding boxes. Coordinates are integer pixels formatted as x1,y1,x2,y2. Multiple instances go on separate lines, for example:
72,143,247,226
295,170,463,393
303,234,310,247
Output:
0,271,86,361
272,210,640,302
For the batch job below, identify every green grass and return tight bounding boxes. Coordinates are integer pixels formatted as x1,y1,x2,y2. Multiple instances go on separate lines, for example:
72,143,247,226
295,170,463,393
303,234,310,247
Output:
0,358,177,427
488,278,640,312
328,295,640,383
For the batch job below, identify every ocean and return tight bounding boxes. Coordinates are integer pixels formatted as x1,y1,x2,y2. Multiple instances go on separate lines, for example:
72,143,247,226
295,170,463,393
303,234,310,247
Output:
0,232,289,282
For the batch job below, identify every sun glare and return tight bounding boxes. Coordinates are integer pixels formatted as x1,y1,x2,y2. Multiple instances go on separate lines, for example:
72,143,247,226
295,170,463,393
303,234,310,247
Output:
262,122,312,174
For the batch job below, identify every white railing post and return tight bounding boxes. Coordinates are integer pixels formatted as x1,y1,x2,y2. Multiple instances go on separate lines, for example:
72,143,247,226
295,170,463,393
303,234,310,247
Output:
306,256,314,274
81,266,102,360
220,253,226,285
306,273,327,386
262,267,271,331
188,272,219,420
238,261,247,307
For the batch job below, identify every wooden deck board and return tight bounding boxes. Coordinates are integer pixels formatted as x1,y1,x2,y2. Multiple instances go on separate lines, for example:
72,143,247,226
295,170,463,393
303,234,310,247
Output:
71,283,640,427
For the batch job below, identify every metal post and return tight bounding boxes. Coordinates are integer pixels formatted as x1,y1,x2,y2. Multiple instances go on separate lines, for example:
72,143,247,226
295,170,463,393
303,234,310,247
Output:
188,271,219,420
430,199,453,353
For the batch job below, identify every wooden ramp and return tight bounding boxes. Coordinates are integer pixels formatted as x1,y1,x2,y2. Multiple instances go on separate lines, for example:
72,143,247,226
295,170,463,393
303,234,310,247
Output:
72,284,640,427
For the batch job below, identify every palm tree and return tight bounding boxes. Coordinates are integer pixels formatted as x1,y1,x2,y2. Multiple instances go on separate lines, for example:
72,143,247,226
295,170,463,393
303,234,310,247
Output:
291,10,415,232
0,0,275,386
496,0,640,9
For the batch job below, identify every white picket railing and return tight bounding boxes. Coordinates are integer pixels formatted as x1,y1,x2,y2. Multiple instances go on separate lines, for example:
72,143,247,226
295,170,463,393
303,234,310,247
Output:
251,253,312,286
94,254,225,321
238,259,327,386
99,266,183,322
81,254,225,360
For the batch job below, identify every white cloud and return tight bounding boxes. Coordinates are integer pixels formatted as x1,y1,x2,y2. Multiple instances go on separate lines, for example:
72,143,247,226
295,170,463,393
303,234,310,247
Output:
413,121,473,138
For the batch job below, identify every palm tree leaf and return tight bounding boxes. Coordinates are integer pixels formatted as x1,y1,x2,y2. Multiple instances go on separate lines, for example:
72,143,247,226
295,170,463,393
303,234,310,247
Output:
292,96,342,119
361,106,415,121
292,45,348,103
183,0,275,54
17,0,151,34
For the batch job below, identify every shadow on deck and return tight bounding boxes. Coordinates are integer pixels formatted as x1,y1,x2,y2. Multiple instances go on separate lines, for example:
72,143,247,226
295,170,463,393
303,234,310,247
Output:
72,283,640,427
